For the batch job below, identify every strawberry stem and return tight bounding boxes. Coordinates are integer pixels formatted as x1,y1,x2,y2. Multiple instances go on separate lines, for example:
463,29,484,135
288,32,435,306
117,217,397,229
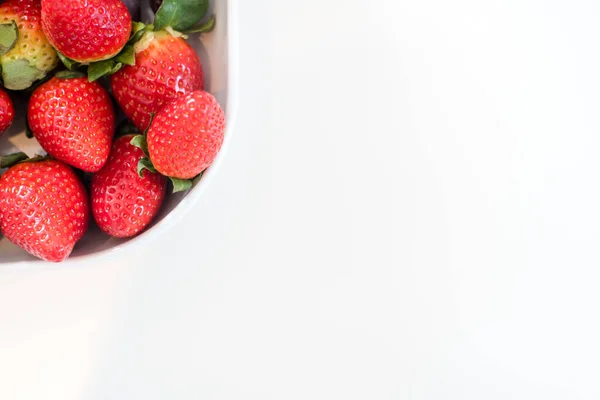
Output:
56,51,80,71
0,152,28,169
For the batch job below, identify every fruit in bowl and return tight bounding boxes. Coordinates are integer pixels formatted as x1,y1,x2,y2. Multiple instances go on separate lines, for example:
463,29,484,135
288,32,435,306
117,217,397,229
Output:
0,0,229,263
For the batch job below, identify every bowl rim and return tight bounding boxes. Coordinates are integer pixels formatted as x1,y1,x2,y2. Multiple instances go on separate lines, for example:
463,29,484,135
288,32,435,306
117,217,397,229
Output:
0,0,240,269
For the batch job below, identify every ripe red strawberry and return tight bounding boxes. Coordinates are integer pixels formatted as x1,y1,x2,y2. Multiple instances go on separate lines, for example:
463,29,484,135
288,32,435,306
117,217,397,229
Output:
91,134,167,238
111,30,203,132
0,0,59,90
28,74,115,172
147,90,225,180
0,88,14,134
41,0,131,63
0,159,89,262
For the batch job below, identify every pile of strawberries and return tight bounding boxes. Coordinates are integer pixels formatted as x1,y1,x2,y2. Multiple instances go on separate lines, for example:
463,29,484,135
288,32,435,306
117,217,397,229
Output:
0,0,225,262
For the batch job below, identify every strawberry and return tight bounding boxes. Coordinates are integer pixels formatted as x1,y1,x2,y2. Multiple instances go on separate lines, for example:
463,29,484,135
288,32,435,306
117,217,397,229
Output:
41,0,131,64
0,0,58,90
147,90,225,180
91,134,167,238
111,30,203,132
0,158,89,262
28,72,115,173
0,88,14,134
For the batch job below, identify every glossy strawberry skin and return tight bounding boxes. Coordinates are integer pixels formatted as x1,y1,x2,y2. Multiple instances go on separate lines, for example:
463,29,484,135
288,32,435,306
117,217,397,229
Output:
0,88,14,134
41,0,131,63
28,76,115,172
147,91,225,179
92,135,167,238
111,31,203,132
0,159,89,262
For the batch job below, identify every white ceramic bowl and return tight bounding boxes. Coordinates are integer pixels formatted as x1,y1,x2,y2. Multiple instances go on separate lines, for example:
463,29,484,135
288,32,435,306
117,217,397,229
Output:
0,0,238,265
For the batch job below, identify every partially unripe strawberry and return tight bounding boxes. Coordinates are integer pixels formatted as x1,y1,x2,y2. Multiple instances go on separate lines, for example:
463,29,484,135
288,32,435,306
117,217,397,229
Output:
0,0,59,90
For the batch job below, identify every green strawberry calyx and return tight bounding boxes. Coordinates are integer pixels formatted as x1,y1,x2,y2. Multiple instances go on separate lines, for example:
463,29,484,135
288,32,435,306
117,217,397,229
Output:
154,0,210,32
58,21,149,82
170,177,193,192
131,135,150,158
56,51,80,71
130,127,196,194
132,27,186,54
181,15,216,35
0,152,55,170
129,126,158,180
135,2,216,53
87,21,149,82
132,30,156,54
57,0,215,83
0,152,28,169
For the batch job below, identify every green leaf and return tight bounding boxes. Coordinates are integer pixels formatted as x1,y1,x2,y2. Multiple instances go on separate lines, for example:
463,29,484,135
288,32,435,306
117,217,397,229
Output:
0,21,18,56
183,14,216,34
1,59,45,90
130,134,148,156
56,51,80,71
144,112,155,135
137,157,157,178
129,22,151,45
55,70,86,79
191,171,205,187
0,152,28,169
132,21,146,37
170,177,193,193
87,60,123,82
115,45,135,66
154,0,209,31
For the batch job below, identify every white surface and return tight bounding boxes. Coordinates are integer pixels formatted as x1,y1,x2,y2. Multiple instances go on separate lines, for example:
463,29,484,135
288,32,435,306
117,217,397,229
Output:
2,0,600,398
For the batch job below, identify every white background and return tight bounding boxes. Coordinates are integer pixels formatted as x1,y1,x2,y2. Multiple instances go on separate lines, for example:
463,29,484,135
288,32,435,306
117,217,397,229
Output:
2,0,600,398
